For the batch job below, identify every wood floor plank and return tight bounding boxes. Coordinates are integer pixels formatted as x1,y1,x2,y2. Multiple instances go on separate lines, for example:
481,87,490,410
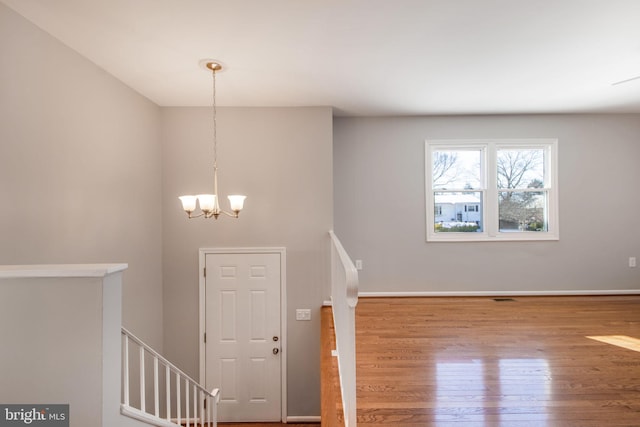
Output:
219,424,313,427
321,306,344,427
354,296,640,426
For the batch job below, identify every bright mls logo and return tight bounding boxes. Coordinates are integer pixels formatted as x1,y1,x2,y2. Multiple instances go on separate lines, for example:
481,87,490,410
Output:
0,405,68,427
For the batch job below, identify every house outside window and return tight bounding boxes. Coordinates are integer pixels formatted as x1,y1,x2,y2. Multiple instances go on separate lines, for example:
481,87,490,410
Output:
426,139,559,242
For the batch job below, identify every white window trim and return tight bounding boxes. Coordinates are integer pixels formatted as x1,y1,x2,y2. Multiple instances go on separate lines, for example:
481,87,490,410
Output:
426,139,559,242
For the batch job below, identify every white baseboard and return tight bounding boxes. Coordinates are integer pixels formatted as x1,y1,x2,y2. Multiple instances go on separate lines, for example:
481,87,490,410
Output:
287,415,321,423
359,289,640,298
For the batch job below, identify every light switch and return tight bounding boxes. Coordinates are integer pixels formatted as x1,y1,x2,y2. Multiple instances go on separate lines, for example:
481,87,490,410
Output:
296,309,311,321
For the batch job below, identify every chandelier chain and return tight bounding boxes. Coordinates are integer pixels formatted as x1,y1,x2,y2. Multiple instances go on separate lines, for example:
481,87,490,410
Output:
212,67,218,170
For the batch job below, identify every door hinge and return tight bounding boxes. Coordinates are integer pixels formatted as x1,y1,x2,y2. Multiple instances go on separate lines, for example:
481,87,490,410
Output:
203,267,206,277
204,332,206,343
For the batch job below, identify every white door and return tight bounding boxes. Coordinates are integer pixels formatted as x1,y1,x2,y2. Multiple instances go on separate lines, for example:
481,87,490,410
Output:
204,252,282,422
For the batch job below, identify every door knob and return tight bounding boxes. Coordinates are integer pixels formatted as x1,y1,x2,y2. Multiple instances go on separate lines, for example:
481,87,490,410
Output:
273,348,280,355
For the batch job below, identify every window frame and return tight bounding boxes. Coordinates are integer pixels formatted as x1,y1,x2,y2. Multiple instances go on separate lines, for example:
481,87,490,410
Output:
426,139,559,242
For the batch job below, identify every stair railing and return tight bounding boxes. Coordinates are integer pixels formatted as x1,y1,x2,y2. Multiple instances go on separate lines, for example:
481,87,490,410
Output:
329,230,359,427
121,327,219,427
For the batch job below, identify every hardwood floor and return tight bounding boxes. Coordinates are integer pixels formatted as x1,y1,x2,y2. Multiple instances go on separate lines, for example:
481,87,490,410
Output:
355,296,640,426
219,424,312,426
322,306,344,427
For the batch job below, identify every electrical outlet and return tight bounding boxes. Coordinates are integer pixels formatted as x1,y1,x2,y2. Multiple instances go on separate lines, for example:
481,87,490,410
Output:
296,309,311,321
355,259,363,270
630,257,637,268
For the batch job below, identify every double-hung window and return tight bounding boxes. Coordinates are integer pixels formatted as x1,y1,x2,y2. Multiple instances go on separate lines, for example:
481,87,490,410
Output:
426,139,558,242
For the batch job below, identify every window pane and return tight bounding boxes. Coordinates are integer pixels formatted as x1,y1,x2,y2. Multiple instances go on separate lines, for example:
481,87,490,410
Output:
432,149,482,190
498,191,547,232
434,191,483,232
497,148,544,189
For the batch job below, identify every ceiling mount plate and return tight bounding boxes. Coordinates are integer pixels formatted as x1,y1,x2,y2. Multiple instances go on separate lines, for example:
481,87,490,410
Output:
199,59,223,72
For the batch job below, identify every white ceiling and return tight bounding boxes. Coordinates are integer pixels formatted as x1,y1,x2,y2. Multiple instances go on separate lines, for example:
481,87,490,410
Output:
3,0,640,116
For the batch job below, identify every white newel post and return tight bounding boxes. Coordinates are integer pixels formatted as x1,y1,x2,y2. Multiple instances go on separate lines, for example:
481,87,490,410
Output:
0,264,128,427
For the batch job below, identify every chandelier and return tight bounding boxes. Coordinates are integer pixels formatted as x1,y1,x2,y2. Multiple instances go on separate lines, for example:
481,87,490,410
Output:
179,61,246,219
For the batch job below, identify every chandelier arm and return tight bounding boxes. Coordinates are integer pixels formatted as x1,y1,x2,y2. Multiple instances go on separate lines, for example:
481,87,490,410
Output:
219,210,240,218
204,211,220,219
186,212,206,219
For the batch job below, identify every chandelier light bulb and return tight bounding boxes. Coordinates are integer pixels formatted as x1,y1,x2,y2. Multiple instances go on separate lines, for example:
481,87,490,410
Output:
228,195,247,213
197,194,217,213
179,196,197,213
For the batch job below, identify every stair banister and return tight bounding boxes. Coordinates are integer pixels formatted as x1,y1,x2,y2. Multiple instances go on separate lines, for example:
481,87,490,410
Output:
329,231,359,427
121,327,220,426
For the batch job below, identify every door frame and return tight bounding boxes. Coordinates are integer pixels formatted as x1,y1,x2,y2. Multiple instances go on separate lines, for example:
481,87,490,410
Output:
198,247,287,422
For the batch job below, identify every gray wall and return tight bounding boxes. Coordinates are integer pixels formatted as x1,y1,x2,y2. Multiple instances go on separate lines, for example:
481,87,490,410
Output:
334,115,640,292
161,106,333,417
0,4,164,349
